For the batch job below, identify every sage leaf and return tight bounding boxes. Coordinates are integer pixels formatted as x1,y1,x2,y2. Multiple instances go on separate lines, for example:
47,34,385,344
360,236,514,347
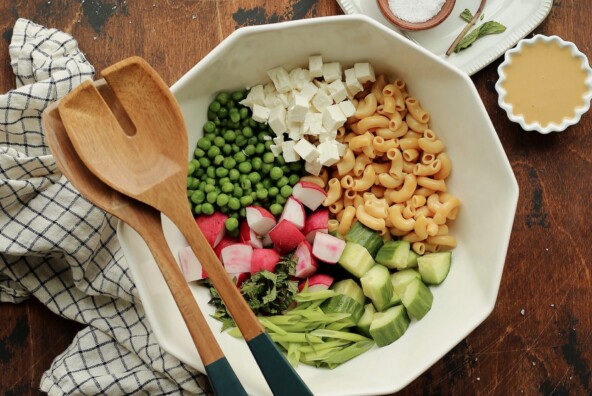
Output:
455,21,507,53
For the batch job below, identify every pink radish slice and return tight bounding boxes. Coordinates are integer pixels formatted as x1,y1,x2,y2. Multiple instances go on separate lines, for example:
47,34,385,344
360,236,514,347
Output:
221,243,253,274
298,273,334,292
178,246,207,282
251,248,281,274
214,236,235,260
239,220,263,248
195,212,228,248
292,181,328,211
268,220,305,253
312,232,346,264
293,240,318,278
278,197,306,230
262,233,273,247
246,206,277,235
302,209,329,244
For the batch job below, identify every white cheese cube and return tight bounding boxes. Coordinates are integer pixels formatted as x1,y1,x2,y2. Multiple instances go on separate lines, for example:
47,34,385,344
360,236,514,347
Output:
273,135,284,146
328,79,348,103
268,105,287,135
303,112,323,135
322,104,347,132
270,144,283,156
334,141,348,156
287,94,309,123
318,141,341,167
338,100,356,118
264,92,283,109
322,62,342,83
293,138,320,162
281,140,300,163
264,82,276,94
289,67,311,90
240,84,265,107
309,55,323,78
318,128,337,143
267,66,292,93
305,158,323,176
277,92,290,108
252,104,271,123
300,81,319,101
312,90,333,113
344,68,363,96
287,121,304,140
314,80,330,95
354,62,376,83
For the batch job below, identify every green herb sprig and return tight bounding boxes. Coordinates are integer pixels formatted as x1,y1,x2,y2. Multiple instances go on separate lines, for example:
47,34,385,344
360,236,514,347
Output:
454,9,506,53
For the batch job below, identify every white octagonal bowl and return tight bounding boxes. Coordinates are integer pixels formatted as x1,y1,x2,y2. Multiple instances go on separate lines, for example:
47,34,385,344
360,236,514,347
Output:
117,14,519,396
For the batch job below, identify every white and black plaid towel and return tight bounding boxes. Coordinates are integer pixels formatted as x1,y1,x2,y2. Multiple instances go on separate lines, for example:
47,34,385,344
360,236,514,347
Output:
0,18,208,396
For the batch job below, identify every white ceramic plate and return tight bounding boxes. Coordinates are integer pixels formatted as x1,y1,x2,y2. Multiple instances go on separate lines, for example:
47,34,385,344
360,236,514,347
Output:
117,15,519,396
337,0,553,75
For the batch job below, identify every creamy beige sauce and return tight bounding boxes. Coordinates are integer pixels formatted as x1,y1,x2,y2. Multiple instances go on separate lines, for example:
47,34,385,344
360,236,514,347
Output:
502,40,588,126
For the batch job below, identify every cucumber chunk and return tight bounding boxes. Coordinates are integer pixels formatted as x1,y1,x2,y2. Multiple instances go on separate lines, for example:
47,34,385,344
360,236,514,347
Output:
369,305,410,347
375,241,411,269
361,265,393,311
338,242,375,278
401,278,433,320
331,279,365,305
390,268,421,298
345,222,384,257
356,303,376,337
322,279,365,325
418,252,452,285
406,250,419,268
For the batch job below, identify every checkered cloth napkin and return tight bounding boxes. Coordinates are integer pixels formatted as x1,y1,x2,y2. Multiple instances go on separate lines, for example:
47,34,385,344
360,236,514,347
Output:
0,18,210,395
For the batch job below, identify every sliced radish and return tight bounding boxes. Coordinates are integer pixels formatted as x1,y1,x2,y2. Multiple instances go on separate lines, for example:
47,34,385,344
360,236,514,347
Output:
262,233,273,247
278,196,306,230
232,272,250,287
312,232,346,264
239,220,263,248
221,243,253,274
292,181,328,211
298,273,334,292
246,206,277,235
251,248,281,274
214,236,235,260
293,240,318,278
268,219,305,252
195,212,228,248
302,209,329,244
178,246,207,282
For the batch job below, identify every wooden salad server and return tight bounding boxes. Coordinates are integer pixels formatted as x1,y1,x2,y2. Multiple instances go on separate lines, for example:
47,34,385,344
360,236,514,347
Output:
42,96,247,396
55,56,312,396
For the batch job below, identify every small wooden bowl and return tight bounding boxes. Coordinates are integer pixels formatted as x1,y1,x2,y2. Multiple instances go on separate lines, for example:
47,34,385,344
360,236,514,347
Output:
376,0,456,31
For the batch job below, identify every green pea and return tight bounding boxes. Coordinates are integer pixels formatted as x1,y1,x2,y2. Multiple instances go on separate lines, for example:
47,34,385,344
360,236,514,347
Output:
202,203,214,215
208,101,221,113
247,136,259,146
216,167,229,177
233,152,246,163
244,144,256,156
223,130,236,142
248,118,257,128
240,195,253,207
207,110,216,121
221,182,234,194
194,168,205,179
188,162,196,175
235,135,247,147
194,148,205,158
270,167,284,181
198,157,210,168
217,193,229,207
288,161,301,171
207,145,220,158
231,144,240,153
228,197,241,210
275,155,286,166
228,100,236,109
223,157,236,170
275,195,287,205
257,132,268,142
233,186,244,198
229,169,240,181
281,165,290,174
190,190,205,204
187,189,195,197
277,175,289,187
248,172,261,183
263,152,275,164
197,137,211,151
219,177,230,185
198,181,207,191
218,107,228,119
252,157,263,171
242,126,254,138
268,186,279,197
255,142,266,154
261,163,272,175
255,182,264,191
189,178,200,190
214,155,225,166
216,91,229,105
256,189,269,200
289,174,300,186
269,203,283,216
232,91,245,101
222,144,233,156
241,179,252,190
214,136,225,148
264,140,273,150
205,133,217,142
262,179,272,189
280,185,292,198
238,162,252,174
206,166,216,179
193,204,202,215
239,207,247,218
229,109,240,123
186,176,193,188
239,107,249,119
203,121,216,134
204,184,215,193
225,217,239,232
206,191,218,204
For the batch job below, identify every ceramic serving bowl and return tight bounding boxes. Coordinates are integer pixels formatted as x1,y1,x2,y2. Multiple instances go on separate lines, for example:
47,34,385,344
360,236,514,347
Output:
496,34,592,134
117,14,519,396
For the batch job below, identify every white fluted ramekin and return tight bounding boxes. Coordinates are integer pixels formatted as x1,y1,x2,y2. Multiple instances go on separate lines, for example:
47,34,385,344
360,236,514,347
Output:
495,34,592,134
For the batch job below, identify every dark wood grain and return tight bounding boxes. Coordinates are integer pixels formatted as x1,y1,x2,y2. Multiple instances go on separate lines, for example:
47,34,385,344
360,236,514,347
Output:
1,1,590,395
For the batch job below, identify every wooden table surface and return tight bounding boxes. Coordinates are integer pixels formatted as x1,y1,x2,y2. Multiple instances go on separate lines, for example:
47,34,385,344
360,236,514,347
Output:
0,1,590,395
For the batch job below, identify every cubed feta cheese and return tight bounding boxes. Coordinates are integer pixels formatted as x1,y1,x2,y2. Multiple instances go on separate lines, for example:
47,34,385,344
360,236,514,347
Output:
354,62,376,83
287,94,309,123
293,138,320,162
287,121,304,140
314,80,330,95
240,84,265,107
309,55,323,78
273,135,284,146
277,92,290,108
281,140,300,163
270,144,283,156
264,82,276,94
322,104,347,132
305,158,323,176
300,81,319,101
289,67,311,90
334,141,348,156
252,104,271,123
268,105,287,135
338,100,356,118
328,79,348,103
264,92,283,109
311,90,333,113
318,128,337,143
267,66,292,93
344,68,363,96
322,62,342,83
318,141,341,167
303,112,323,135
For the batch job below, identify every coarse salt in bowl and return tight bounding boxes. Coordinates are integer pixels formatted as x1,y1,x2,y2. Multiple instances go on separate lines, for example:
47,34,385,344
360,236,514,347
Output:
495,34,592,134
117,14,519,396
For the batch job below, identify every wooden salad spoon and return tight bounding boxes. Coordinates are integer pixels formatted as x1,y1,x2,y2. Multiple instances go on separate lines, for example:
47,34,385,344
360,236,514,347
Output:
55,57,312,396
42,93,247,396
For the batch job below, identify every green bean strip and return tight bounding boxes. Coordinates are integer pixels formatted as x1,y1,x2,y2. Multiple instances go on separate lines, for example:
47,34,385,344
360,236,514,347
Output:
269,332,324,344
294,289,337,302
258,317,288,335
310,329,372,343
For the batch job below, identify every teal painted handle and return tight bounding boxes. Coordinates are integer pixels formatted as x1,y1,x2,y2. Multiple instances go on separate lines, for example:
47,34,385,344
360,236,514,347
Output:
205,357,248,396
247,332,313,396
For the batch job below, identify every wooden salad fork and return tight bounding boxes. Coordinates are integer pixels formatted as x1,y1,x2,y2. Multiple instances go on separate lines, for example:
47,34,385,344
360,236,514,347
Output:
42,96,247,396
54,57,312,396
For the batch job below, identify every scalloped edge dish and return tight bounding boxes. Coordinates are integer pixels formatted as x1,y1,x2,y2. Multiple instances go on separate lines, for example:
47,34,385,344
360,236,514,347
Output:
495,34,592,134
337,0,553,76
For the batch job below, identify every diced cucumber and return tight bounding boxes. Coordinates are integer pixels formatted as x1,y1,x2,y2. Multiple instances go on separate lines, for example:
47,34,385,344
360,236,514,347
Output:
390,269,421,297
356,303,376,337
401,278,433,320
331,279,366,305
345,222,384,257
375,241,411,269
406,250,419,268
338,242,375,278
322,279,365,325
418,252,452,285
369,305,410,347
360,265,393,311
